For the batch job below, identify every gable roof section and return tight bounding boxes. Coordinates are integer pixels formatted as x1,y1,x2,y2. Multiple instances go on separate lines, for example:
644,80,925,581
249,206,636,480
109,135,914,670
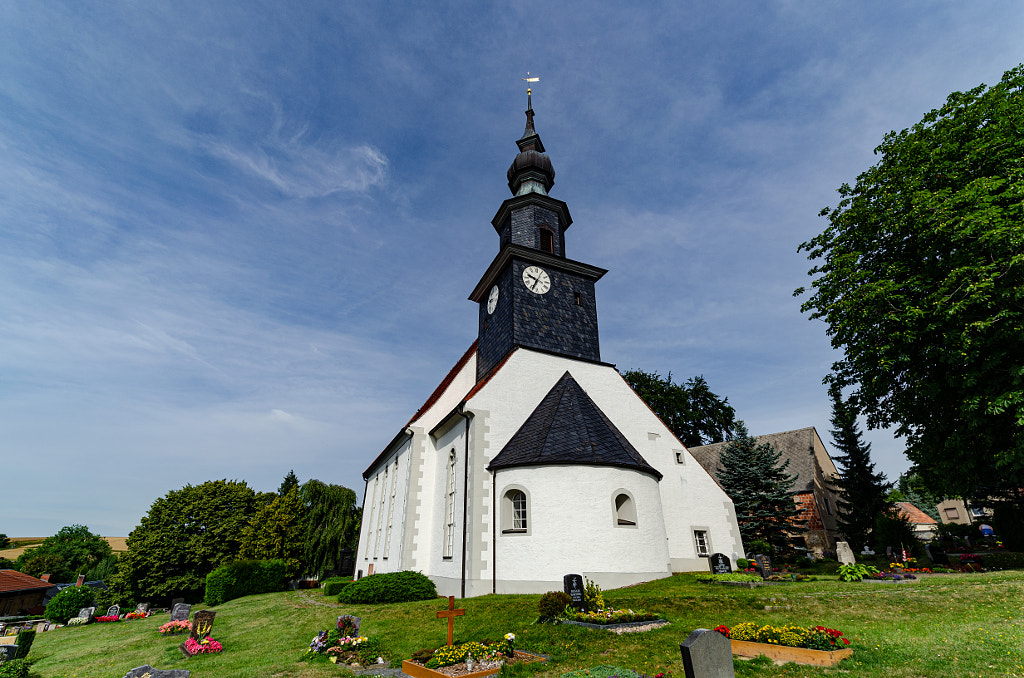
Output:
0,570,54,594
895,502,938,525
405,340,478,428
487,371,662,479
689,427,826,493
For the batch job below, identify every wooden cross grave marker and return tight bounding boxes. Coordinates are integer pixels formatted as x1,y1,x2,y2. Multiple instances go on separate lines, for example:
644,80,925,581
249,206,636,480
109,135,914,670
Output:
436,595,465,647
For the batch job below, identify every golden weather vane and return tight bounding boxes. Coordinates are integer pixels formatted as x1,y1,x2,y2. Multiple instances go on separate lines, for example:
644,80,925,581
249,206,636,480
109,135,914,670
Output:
522,72,539,108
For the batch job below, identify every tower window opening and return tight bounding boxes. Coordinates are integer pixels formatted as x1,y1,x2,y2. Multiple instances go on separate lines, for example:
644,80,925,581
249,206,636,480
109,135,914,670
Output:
574,292,582,306
539,228,554,253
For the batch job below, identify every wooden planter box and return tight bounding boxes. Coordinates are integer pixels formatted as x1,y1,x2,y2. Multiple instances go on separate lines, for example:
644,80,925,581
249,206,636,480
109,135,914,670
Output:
730,639,852,666
402,660,501,678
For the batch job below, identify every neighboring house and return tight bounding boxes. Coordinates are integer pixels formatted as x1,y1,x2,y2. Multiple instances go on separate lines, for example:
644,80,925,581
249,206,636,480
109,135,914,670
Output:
689,427,844,556
0,570,55,616
894,502,939,540
936,498,992,526
354,101,743,597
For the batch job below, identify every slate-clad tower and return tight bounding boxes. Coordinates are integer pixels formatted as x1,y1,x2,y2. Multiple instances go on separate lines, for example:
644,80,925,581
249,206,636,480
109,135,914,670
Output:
469,102,606,381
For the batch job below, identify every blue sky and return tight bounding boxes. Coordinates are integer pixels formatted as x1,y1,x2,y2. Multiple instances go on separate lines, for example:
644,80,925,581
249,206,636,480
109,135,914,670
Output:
2,2,1022,538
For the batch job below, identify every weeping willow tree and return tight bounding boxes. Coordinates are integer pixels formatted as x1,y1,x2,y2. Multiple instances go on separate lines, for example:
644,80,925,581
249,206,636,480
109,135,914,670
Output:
300,480,361,576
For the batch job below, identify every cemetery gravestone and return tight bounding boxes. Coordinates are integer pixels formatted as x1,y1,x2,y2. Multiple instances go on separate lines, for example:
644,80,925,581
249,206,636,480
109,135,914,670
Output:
78,607,96,620
123,666,190,678
136,603,151,614
709,553,732,574
189,610,215,641
107,605,121,618
928,545,949,566
680,628,735,678
753,554,772,580
170,603,191,622
0,645,18,662
836,541,856,566
339,547,356,578
563,573,586,611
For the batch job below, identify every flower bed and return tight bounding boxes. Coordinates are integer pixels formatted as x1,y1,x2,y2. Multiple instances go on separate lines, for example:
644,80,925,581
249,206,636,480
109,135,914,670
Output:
403,636,544,678
158,620,191,635
64,617,89,627
301,617,386,666
561,608,661,625
183,636,223,655
124,611,147,620
94,615,120,623
715,624,852,666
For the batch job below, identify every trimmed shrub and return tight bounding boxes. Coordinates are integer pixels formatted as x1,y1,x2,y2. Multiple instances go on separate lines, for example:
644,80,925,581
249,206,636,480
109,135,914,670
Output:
13,630,35,659
981,551,1024,570
0,659,32,678
336,571,436,604
44,585,95,623
322,578,352,596
204,559,288,606
537,591,571,618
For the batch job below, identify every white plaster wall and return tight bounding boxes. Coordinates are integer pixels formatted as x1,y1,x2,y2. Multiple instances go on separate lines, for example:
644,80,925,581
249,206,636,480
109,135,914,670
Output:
468,349,743,573
424,423,468,596
356,438,413,575
492,464,670,592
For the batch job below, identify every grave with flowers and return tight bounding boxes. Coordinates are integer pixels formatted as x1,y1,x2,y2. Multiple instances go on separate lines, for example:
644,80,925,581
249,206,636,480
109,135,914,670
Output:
301,613,387,669
402,596,546,678
179,610,224,657
712,622,852,666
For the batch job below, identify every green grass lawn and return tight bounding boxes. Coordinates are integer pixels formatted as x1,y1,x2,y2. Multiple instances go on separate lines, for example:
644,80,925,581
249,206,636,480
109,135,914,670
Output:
21,571,1024,678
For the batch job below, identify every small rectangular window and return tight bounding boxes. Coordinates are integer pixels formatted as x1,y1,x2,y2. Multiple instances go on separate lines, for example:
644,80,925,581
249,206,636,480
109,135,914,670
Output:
944,508,960,520
540,229,554,253
674,450,685,465
574,292,582,306
693,530,709,557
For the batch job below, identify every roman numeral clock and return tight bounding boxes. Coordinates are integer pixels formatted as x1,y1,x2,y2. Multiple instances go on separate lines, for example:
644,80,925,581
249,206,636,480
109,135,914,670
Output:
469,99,606,382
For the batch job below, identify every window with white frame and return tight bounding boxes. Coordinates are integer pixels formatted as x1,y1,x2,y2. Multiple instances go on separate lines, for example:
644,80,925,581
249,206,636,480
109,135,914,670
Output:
383,459,398,558
374,465,388,558
614,492,637,526
443,450,457,559
693,529,710,557
501,488,529,533
365,475,379,560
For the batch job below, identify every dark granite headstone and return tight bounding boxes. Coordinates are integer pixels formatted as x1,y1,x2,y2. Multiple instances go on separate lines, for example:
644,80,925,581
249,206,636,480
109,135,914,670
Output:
171,598,184,608
0,645,18,662
563,573,586,611
886,546,893,560
337,615,361,636
78,606,96,619
339,547,356,577
680,628,735,678
709,553,732,574
123,665,190,678
753,554,772,580
170,603,191,622
189,610,215,641
927,544,949,566
107,605,121,618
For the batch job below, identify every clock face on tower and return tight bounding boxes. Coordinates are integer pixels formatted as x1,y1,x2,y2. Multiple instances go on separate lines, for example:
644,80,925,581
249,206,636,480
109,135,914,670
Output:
487,285,499,314
522,265,551,294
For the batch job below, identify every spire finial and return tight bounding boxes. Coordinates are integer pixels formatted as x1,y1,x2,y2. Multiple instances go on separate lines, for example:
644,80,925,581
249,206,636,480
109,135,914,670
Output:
522,72,539,110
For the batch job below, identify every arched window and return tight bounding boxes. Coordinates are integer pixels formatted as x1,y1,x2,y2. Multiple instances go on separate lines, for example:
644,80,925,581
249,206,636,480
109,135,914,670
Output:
443,450,457,558
614,492,637,526
501,487,529,534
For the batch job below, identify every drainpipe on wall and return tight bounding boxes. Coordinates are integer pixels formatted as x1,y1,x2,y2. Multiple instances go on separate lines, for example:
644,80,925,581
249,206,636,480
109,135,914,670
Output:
492,470,497,594
459,409,472,598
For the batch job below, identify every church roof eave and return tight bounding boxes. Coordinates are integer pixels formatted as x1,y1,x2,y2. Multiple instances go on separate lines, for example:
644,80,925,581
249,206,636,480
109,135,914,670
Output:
490,193,572,234
469,245,607,303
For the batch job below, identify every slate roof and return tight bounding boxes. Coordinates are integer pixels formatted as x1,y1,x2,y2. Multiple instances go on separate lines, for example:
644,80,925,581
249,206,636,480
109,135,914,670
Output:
689,427,827,493
0,570,54,594
487,371,662,479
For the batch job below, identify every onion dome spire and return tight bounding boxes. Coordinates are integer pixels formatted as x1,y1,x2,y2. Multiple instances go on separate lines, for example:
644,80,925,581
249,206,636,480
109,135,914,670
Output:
507,75,555,196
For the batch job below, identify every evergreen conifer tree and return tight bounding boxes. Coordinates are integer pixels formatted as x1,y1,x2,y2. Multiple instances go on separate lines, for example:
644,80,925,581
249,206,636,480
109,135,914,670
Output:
829,388,891,551
717,422,800,553
278,470,300,496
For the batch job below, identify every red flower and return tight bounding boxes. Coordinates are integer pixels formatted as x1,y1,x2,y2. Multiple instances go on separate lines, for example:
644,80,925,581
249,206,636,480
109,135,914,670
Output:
713,625,730,638
843,638,850,645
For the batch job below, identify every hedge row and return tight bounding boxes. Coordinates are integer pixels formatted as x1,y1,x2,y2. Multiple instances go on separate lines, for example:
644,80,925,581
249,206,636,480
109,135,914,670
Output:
336,570,436,604
322,577,353,596
205,559,289,606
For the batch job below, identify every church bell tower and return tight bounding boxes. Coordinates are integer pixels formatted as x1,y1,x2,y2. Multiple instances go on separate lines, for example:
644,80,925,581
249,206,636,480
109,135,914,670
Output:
469,92,607,381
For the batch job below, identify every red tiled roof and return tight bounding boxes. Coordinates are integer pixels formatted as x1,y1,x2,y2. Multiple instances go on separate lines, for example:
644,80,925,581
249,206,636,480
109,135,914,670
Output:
0,570,54,594
895,502,938,525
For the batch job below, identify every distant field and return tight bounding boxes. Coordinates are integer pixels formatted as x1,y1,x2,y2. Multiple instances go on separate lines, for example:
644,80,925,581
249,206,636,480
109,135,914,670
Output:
2,536,128,560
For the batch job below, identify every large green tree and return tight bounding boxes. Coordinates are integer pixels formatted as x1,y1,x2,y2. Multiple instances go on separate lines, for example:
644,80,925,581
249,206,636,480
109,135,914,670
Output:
796,64,1024,504
829,389,891,551
107,480,271,604
240,487,305,576
14,525,111,583
300,480,361,577
621,370,737,447
717,422,801,553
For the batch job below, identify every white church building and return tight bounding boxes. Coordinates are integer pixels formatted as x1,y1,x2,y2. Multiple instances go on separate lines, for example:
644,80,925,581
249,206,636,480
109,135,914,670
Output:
354,97,743,598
